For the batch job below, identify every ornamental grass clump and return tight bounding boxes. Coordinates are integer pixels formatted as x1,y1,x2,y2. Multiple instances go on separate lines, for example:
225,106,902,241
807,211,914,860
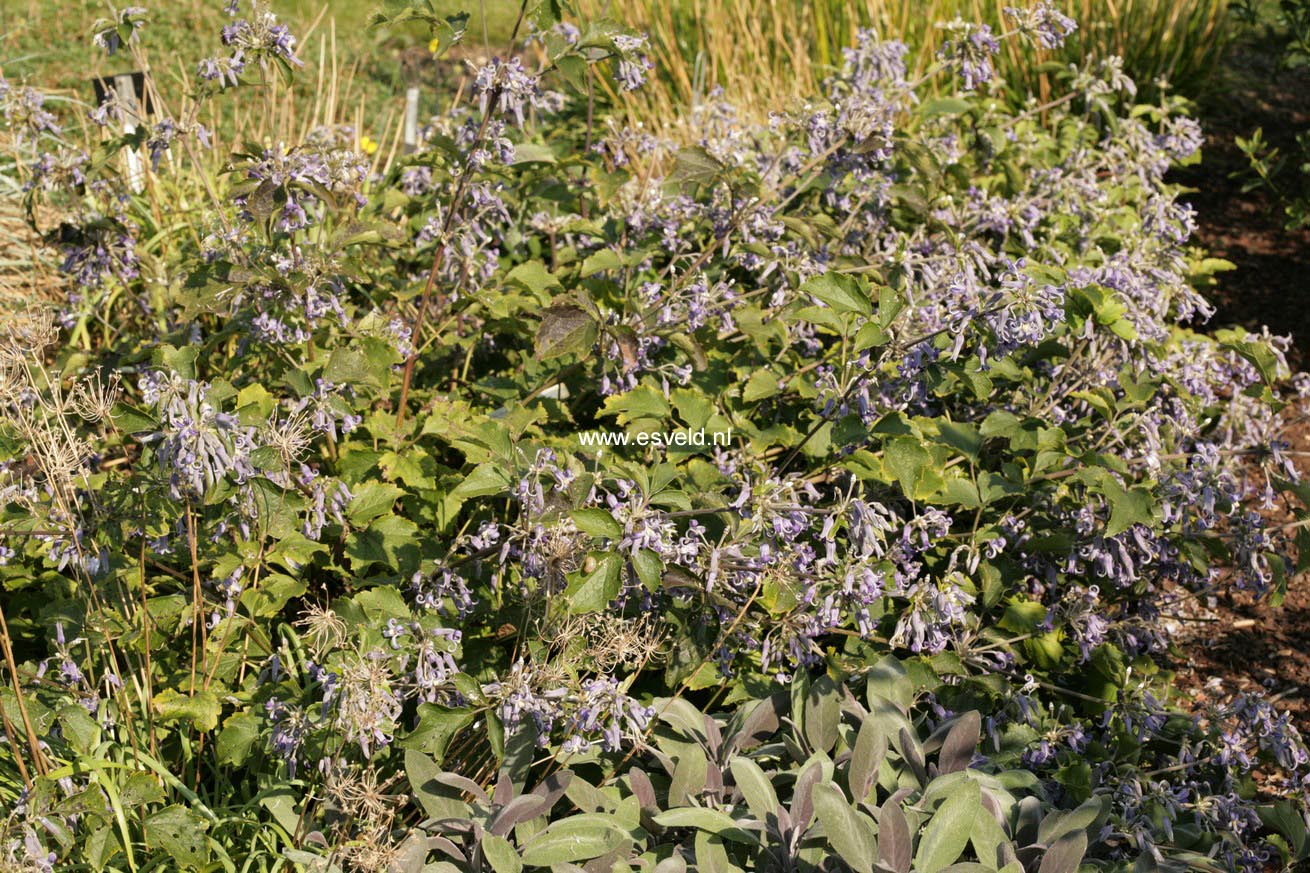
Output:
0,0,1307,870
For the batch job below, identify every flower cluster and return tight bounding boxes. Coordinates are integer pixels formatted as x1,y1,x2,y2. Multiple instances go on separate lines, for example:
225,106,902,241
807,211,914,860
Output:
197,0,303,88
0,77,60,144
937,19,1001,90
139,371,258,499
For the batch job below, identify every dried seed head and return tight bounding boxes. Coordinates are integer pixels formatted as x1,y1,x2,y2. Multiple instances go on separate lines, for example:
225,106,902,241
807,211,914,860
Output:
535,523,587,593
1,307,57,359
336,823,401,873
265,408,313,468
26,424,91,487
326,765,397,823
69,370,121,423
296,602,348,657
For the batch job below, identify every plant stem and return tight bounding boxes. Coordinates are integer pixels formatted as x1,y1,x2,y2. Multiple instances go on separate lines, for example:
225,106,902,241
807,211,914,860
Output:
395,0,531,427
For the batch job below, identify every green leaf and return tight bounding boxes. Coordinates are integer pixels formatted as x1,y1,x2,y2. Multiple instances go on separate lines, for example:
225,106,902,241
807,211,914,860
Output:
111,402,157,433
694,831,745,873
482,833,523,873
399,704,475,762
1259,801,1309,857
601,385,672,425
813,783,876,873
152,689,221,732
1037,798,1102,846
119,771,166,807
144,805,210,869
804,674,840,754
668,146,725,186
999,599,1048,633
866,654,914,709
580,249,625,276
554,54,589,93
511,142,556,164
1220,332,1281,385
536,305,598,360
405,749,469,821
564,553,622,614
936,421,982,461
344,514,420,573
519,813,630,865
347,481,405,526
240,572,307,618
453,462,512,499
156,344,197,381
632,548,664,592
58,704,100,755
1101,476,1155,537
216,712,261,767
505,260,561,298
969,799,1010,869
884,436,940,501
324,346,381,389
729,757,779,823
1037,830,1088,873
743,369,780,402
354,585,412,621
919,96,974,117
800,271,872,316
915,779,981,873
651,808,759,845
848,714,888,802
571,508,623,539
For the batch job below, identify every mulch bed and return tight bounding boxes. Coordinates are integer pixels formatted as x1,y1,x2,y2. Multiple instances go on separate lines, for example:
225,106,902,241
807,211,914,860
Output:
1168,42,1310,730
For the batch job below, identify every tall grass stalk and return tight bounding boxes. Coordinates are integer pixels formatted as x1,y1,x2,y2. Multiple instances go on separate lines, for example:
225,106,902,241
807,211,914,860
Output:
583,0,1231,134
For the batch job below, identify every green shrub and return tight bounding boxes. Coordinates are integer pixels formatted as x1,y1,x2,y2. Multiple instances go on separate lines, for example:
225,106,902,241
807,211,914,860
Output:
0,1,1304,870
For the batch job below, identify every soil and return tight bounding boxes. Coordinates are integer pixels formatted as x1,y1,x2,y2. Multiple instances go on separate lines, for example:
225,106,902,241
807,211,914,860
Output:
1168,40,1310,730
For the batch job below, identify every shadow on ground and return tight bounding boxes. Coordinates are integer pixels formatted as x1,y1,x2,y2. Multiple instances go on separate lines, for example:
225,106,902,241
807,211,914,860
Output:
1168,39,1310,731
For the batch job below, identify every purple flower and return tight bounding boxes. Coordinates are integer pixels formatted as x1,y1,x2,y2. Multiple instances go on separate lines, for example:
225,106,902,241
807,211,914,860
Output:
938,20,1000,90
473,57,540,127
1004,3,1077,49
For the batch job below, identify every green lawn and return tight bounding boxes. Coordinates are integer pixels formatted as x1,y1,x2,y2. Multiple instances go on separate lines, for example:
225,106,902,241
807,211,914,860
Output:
1,0,524,135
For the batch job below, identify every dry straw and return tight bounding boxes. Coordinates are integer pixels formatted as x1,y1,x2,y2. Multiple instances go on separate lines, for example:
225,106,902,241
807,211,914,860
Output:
581,0,1231,135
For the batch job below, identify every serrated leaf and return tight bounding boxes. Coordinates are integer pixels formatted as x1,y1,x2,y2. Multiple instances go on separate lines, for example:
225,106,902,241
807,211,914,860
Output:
505,260,561,298
453,462,512,499
1101,477,1154,537
216,712,261,767
800,271,872,316
144,805,210,869
535,305,597,360
347,481,404,526
668,146,724,186
564,553,622,614
743,369,780,402
153,689,220,731
919,96,975,116
570,508,623,539
632,548,663,592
